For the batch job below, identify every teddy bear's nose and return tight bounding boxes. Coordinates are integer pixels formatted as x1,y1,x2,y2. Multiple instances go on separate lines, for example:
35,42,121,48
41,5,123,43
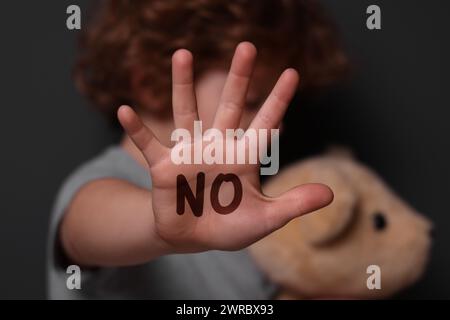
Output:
429,225,435,239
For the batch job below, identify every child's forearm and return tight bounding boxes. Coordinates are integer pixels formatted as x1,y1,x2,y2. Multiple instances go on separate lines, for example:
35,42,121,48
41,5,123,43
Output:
60,178,172,267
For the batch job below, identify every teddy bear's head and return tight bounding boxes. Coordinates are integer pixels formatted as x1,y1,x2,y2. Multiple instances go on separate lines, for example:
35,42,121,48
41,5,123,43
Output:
250,151,432,299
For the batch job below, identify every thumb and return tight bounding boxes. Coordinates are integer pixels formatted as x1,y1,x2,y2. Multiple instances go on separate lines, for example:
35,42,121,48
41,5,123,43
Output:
265,183,334,231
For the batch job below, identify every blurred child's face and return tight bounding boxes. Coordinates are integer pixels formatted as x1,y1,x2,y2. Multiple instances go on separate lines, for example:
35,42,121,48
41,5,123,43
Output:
195,66,281,130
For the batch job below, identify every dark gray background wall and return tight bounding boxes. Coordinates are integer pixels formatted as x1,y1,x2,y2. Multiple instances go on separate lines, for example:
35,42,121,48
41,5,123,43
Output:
1,0,449,299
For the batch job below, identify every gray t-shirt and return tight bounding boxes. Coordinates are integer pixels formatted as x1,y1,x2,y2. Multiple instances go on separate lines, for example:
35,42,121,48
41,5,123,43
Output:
47,146,276,299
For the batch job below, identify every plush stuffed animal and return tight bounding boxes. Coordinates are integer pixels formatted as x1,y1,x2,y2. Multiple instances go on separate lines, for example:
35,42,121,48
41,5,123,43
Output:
250,149,432,299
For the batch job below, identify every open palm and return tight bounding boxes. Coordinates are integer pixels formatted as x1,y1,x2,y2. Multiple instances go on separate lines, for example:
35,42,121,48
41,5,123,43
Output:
117,42,333,253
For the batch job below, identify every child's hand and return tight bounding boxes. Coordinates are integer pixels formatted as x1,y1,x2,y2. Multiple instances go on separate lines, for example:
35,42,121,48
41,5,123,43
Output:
118,42,333,253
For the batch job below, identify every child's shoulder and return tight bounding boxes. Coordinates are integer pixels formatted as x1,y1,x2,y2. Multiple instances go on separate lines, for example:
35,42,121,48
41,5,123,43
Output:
51,146,150,218
63,145,149,191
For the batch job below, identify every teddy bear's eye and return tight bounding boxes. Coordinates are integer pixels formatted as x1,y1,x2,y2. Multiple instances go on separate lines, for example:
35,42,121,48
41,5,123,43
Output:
373,212,387,231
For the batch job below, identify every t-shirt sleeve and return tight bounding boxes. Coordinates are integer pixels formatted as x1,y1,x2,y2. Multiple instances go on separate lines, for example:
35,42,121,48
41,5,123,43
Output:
46,148,150,298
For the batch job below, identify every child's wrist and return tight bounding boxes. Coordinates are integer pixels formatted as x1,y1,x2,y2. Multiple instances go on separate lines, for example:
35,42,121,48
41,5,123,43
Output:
149,220,175,258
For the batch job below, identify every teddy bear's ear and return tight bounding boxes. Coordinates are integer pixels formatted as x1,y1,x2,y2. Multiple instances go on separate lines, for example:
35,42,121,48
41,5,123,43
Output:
263,157,358,246
299,185,357,246
325,145,355,160
299,159,358,245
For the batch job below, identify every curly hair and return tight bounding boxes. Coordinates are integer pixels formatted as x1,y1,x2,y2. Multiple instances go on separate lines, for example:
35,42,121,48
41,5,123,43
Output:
74,0,348,120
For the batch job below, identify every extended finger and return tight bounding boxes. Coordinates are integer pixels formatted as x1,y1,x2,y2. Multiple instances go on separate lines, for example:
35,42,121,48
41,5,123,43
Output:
117,105,167,165
213,42,257,131
172,49,199,134
263,183,333,231
248,68,299,131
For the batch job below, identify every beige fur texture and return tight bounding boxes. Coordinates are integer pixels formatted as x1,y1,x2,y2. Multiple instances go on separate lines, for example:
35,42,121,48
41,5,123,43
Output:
250,150,432,299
